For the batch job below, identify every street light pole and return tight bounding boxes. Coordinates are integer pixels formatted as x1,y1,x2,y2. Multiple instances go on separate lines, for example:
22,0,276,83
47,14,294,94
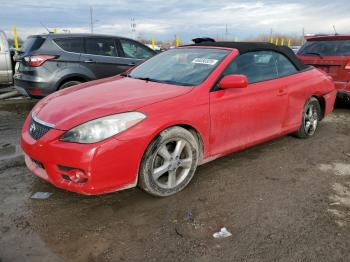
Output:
90,6,93,34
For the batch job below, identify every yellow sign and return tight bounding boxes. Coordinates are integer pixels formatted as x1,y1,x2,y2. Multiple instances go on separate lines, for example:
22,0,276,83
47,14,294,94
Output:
12,25,19,50
152,35,155,49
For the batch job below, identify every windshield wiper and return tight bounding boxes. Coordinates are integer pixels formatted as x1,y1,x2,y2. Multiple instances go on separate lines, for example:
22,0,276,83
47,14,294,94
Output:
302,52,323,58
131,77,162,83
130,76,192,86
120,72,130,77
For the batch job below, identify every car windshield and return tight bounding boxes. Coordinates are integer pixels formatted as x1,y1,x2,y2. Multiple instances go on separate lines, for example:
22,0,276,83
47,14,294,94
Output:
128,48,229,86
298,40,350,56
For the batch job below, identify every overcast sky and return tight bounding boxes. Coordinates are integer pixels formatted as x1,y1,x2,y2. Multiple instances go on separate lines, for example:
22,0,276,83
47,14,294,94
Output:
1,0,349,42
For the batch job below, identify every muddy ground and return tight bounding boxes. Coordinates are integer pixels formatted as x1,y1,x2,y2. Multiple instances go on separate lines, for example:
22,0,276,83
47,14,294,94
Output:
0,103,350,262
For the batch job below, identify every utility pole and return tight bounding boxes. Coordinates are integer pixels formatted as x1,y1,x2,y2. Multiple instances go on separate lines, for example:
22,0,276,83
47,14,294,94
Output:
270,28,273,43
131,18,136,39
225,24,228,40
333,25,338,35
90,6,93,34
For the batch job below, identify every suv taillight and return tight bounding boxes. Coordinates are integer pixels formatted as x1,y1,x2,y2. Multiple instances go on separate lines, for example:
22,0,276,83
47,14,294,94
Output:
345,61,350,70
24,55,56,67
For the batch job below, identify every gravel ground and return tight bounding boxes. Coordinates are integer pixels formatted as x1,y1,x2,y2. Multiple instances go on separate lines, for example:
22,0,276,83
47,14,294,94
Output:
0,102,349,262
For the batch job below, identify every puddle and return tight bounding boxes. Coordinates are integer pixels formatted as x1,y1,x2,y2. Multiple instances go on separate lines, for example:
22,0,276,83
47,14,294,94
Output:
0,143,23,161
319,163,350,176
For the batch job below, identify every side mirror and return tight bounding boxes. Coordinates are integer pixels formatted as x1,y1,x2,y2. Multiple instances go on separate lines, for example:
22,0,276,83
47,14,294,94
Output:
218,75,248,89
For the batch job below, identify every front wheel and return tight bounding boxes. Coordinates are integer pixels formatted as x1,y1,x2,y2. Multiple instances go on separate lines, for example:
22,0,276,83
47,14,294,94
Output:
294,97,321,138
138,126,199,197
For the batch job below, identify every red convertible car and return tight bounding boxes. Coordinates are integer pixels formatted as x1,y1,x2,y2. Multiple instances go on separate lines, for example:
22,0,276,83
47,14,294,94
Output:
21,42,336,197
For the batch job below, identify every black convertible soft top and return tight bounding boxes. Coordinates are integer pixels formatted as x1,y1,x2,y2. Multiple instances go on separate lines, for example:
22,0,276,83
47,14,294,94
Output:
186,41,309,71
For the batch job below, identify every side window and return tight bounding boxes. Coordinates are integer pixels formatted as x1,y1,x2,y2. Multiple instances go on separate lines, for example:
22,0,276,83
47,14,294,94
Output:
275,52,298,77
54,38,83,53
223,51,278,83
120,39,153,59
85,38,117,57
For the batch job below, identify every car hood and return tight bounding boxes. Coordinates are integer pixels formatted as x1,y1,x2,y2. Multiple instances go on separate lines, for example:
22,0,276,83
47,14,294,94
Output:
34,76,193,130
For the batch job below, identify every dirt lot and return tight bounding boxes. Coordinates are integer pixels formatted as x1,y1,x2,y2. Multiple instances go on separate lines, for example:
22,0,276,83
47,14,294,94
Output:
0,103,350,262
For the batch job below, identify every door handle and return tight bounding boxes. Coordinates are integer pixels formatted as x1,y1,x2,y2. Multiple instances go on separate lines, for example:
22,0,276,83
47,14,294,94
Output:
84,59,96,63
127,62,136,66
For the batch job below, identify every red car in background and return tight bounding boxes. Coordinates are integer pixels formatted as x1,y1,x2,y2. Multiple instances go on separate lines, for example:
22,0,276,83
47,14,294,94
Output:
298,35,350,101
21,42,336,197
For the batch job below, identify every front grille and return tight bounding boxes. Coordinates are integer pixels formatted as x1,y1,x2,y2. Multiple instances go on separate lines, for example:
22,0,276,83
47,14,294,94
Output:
29,117,52,140
31,158,45,169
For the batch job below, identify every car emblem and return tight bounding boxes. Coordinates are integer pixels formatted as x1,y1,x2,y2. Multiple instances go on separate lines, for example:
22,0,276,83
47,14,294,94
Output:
30,123,36,133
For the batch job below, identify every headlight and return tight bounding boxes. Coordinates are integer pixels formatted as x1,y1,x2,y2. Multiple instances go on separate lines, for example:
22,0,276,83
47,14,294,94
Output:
60,112,146,143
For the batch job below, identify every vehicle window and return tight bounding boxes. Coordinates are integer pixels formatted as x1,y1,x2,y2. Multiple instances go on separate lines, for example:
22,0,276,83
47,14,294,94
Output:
120,39,154,59
298,40,350,56
129,48,229,86
223,51,278,83
275,52,297,77
85,38,117,57
54,38,83,53
21,37,45,53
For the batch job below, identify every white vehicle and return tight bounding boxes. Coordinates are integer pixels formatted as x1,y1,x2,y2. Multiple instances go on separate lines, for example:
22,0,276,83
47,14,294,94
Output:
0,30,13,85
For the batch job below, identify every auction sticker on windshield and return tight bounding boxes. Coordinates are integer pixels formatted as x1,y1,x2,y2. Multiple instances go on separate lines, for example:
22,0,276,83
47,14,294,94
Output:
192,58,218,65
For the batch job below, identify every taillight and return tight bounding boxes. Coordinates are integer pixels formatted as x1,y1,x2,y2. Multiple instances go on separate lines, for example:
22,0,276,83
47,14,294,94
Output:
24,55,56,67
345,61,350,70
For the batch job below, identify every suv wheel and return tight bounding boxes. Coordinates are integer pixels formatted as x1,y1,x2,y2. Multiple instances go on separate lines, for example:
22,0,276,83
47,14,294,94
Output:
59,80,82,90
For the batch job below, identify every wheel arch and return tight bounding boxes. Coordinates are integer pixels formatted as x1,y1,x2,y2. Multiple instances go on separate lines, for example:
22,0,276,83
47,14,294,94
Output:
145,123,206,165
312,95,325,120
177,124,205,164
56,74,91,90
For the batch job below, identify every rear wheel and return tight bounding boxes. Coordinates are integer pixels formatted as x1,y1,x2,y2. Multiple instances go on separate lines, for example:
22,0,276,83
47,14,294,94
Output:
294,97,321,138
138,126,199,197
59,80,82,90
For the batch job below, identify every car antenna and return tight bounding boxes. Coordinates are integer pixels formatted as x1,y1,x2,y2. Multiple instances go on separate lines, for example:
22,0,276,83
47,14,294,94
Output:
332,25,338,35
40,22,54,34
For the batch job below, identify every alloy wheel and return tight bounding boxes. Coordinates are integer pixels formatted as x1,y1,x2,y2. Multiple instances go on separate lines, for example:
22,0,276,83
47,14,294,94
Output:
304,104,318,136
151,138,193,189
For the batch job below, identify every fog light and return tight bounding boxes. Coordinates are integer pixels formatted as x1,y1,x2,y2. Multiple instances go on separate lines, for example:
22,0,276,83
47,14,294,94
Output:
67,169,88,183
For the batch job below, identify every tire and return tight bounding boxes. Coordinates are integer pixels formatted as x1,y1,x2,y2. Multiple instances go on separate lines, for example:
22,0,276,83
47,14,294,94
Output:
294,97,321,138
138,126,199,197
59,80,82,90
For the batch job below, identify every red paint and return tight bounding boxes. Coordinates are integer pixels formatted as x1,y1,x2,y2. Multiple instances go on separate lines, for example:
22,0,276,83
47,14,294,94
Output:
218,75,248,89
21,46,336,195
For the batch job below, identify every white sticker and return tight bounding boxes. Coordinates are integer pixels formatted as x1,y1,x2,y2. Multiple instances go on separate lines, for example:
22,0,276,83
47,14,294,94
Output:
192,58,218,65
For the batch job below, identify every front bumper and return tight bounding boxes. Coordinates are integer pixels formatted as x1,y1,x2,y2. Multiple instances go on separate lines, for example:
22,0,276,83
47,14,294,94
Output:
21,115,146,195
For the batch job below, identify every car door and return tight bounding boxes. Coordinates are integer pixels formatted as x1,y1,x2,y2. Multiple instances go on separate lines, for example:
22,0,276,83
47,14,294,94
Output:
80,37,128,78
0,31,12,84
209,51,289,156
117,38,155,70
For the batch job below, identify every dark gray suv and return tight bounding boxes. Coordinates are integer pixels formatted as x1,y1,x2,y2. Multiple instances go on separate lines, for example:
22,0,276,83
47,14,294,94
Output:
14,33,156,97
